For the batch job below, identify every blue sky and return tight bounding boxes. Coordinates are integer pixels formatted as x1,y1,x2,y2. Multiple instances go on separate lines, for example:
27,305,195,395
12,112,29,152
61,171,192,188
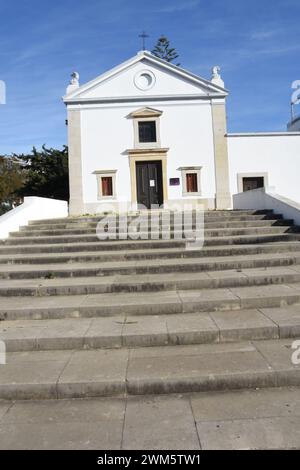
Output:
0,0,299,154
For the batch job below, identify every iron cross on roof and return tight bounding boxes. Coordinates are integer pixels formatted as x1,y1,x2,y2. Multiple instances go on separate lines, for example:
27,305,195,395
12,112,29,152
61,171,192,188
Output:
139,31,149,51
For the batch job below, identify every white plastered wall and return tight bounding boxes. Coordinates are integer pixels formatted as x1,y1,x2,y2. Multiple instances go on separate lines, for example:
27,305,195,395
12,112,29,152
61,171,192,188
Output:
228,134,300,203
79,100,216,212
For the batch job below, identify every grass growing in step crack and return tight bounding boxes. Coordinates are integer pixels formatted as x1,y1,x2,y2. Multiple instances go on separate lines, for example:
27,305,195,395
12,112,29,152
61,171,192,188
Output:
44,272,55,280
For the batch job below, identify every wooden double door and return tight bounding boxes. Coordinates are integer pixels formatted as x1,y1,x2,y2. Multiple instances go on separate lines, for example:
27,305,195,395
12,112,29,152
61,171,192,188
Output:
136,161,163,209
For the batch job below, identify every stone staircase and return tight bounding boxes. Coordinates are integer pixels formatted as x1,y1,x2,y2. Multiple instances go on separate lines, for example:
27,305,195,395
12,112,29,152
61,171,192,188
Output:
1,209,300,400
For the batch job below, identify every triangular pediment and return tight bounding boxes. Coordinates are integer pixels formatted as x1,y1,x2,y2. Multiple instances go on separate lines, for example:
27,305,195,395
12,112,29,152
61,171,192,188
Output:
129,107,163,118
64,51,228,103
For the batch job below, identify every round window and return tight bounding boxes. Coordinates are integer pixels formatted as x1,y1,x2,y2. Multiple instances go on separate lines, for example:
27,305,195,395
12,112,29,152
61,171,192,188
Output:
134,70,156,91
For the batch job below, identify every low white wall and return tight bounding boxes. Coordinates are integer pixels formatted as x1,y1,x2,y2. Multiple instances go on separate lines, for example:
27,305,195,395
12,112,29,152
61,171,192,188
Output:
0,197,68,239
233,187,300,225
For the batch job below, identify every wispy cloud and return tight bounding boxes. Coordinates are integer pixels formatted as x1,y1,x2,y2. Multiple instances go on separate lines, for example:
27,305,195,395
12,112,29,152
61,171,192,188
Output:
153,0,200,13
250,29,281,40
238,42,300,58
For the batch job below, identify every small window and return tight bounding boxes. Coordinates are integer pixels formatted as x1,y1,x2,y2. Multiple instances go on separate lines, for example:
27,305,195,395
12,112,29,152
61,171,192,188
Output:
138,121,157,143
186,173,198,193
94,170,117,199
101,176,113,197
237,173,268,193
242,177,264,192
178,166,202,197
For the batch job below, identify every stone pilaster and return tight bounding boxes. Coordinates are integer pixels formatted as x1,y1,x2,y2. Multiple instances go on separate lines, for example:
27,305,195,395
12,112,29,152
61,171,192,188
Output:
211,101,232,209
67,109,85,216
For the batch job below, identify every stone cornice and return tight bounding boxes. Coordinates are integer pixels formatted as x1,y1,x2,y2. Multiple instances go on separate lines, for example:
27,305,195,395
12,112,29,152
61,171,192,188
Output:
64,94,227,106
126,148,169,155
227,132,300,137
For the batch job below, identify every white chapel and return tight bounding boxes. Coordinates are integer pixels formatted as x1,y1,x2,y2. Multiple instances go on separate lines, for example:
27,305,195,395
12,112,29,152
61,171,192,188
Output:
63,50,300,215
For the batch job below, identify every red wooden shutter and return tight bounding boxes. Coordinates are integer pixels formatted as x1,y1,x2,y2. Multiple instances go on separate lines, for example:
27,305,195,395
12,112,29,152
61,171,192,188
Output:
186,173,198,193
101,177,113,196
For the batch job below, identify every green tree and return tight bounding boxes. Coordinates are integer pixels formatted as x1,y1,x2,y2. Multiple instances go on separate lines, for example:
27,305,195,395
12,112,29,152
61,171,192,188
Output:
16,145,69,201
152,35,180,65
0,156,24,215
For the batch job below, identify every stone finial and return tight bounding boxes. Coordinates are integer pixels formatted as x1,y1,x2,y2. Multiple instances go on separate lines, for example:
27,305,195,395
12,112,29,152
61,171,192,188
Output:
66,72,80,95
70,71,80,84
212,66,221,79
211,65,224,88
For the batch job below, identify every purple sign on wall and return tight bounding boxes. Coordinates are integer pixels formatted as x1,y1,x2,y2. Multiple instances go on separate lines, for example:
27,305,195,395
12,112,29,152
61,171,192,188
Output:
169,178,180,186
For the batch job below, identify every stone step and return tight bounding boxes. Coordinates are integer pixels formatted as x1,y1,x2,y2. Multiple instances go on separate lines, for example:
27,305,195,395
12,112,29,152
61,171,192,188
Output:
1,253,300,282
20,219,292,234
27,210,275,226
1,283,300,321
2,232,300,248
1,266,300,297
1,388,300,450
2,210,300,406
26,213,285,230
8,225,295,241
0,338,298,400
0,238,186,254
0,242,300,265
1,306,299,352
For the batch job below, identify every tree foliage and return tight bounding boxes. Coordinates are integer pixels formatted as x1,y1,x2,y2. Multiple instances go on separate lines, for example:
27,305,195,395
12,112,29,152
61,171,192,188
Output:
152,35,180,65
16,145,69,201
0,156,24,215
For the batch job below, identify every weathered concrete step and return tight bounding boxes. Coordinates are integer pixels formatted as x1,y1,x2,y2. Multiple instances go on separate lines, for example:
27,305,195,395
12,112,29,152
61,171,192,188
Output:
24,213,285,229
1,253,300,283
20,219,292,235
1,266,300,297
1,306,300,352
3,232,300,248
0,339,298,399
25,213,285,230
0,238,187,254
205,233,300,246
1,388,300,450
8,226,295,242
1,242,300,265
1,283,300,320
28,210,275,226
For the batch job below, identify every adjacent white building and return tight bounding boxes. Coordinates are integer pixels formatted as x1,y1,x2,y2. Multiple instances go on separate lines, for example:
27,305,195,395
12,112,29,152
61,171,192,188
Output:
63,51,300,215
